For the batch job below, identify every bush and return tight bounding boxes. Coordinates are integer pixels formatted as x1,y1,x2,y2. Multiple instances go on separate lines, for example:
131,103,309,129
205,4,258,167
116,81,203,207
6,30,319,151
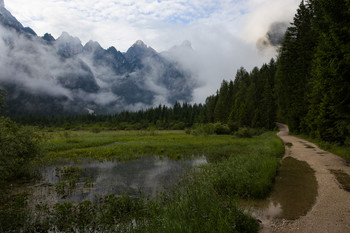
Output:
235,127,264,138
0,117,42,183
228,121,239,133
213,123,231,135
170,122,186,130
190,124,215,136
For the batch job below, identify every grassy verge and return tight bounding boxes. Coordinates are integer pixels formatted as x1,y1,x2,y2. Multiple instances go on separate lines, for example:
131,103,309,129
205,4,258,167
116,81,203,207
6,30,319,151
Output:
1,131,285,232
292,134,350,160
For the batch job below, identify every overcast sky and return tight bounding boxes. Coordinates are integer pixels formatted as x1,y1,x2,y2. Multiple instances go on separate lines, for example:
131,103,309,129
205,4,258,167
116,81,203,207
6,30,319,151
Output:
5,0,301,103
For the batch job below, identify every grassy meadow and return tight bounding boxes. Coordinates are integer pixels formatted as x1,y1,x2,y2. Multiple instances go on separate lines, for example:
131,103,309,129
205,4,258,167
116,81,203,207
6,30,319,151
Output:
1,129,285,232
40,129,283,162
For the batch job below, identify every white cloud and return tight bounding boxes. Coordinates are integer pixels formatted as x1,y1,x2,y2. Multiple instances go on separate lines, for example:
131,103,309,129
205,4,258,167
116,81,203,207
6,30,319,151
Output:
5,0,301,103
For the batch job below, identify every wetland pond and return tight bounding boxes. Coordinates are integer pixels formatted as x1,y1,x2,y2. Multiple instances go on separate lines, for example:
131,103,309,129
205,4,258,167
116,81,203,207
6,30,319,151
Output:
30,156,207,205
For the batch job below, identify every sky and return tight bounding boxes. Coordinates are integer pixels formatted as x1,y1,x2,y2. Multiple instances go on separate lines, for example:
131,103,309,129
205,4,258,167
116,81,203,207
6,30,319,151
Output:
5,0,301,103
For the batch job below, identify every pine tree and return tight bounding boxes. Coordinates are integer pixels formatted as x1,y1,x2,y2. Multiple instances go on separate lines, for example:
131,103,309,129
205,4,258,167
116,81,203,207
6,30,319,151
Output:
307,0,350,142
274,0,316,133
214,80,231,123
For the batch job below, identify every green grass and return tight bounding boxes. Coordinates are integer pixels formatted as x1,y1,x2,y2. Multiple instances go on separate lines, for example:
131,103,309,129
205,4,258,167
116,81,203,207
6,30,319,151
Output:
2,130,285,232
40,130,284,164
141,134,284,232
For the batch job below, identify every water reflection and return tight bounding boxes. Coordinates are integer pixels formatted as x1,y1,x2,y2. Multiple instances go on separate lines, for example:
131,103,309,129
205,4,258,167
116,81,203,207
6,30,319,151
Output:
243,157,318,221
36,156,207,203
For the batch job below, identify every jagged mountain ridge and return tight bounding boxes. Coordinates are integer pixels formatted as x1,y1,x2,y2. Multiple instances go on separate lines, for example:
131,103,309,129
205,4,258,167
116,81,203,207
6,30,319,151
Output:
0,4,196,115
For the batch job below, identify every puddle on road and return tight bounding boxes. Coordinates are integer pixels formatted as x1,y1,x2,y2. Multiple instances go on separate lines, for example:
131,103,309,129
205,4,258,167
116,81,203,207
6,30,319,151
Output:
243,157,318,221
29,156,207,206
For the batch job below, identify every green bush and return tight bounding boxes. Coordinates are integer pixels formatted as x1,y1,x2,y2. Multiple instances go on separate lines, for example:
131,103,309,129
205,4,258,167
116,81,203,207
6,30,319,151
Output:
214,123,231,135
234,127,264,138
191,123,215,136
0,117,42,183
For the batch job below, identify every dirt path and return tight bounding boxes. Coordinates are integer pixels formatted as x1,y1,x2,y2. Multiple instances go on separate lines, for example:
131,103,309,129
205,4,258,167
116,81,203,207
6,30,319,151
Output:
262,123,350,233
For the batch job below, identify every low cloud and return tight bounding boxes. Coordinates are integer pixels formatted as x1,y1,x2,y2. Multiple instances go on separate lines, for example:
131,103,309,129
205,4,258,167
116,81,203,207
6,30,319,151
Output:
257,22,289,52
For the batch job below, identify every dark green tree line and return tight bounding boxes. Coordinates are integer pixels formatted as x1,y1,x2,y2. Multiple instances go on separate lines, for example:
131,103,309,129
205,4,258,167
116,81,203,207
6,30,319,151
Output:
275,0,350,143
306,0,350,143
206,60,277,130
274,0,316,133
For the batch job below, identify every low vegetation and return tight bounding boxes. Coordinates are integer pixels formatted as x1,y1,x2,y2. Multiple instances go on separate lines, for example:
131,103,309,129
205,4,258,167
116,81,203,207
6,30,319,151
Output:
0,127,284,232
38,127,270,164
0,117,42,184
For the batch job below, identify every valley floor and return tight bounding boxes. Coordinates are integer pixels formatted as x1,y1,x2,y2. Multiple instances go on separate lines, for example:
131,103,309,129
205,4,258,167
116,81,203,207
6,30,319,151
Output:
263,124,350,232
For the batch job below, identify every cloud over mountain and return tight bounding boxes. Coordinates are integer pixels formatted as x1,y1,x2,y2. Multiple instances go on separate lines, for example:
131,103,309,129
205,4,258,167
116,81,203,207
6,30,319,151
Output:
0,5,197,115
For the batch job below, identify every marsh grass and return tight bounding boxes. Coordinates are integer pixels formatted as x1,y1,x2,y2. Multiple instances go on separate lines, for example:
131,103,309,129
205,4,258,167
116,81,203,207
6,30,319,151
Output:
1,130,285,232
40,130,283,165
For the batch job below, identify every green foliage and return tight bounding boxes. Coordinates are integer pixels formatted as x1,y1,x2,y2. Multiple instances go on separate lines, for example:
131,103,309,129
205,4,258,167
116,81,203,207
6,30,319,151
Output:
213,123,231,135
273,0,349,144
0,89,6,113
0,130,284,232
235,127,264,138
12,101,208,131
207,154,280,199
0,117,42,183
274,0,316,133
206,61,277,132
0,193,30,232
306,0,350,143
190,123,216,136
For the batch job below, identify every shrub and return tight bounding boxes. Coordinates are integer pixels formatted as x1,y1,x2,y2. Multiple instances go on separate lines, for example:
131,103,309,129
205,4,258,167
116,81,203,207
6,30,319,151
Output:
0,117,42,183
190,123,215,136
235,127,264,138
213,123,231,135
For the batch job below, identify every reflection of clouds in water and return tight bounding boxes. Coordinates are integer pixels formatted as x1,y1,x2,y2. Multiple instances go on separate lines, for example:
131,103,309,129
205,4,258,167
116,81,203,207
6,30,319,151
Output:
264,202,282,220
38,157,207,203
248,199,283,222
140,159,181,197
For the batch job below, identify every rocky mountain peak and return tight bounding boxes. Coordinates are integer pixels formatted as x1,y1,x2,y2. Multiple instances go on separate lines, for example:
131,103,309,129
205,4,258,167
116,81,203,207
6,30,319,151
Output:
0,4,24,32
133,40,147,48
125,40,157,64
84,40,103,53
56,32,83,57
57,32,81,42
42,33,55,42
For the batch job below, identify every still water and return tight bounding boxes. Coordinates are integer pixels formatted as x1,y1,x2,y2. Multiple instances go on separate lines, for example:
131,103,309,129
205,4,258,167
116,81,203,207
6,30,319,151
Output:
33,156,207,204
243,157,318,221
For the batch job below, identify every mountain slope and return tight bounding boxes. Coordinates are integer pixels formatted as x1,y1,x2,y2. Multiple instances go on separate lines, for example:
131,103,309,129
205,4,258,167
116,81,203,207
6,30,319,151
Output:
0,4,196,115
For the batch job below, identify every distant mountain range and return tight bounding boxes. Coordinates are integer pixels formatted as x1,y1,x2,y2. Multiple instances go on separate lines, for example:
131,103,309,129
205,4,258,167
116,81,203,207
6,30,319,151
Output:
0,4,197,115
